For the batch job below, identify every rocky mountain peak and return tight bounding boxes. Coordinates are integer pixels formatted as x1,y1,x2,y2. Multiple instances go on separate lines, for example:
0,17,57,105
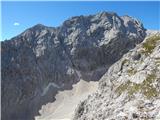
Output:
2,11,147,120
21,24,55,39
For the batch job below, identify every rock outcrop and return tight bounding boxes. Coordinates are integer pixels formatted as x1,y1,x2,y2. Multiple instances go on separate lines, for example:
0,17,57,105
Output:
1,12,146,120
73,32,160,120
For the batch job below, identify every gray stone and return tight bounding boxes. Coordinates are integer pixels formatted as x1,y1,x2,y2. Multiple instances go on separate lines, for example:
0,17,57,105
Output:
1,11,147,120
73,32,160,120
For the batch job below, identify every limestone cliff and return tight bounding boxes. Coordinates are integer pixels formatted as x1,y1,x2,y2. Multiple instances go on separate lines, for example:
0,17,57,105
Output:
1,12,146,120
74,32,160,120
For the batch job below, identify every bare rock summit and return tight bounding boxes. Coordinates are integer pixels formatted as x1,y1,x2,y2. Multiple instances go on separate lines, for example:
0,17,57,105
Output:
2,11,146,120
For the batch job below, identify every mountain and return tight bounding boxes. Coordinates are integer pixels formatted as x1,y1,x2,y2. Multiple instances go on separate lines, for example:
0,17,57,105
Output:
1,11,146,120
74,32,160,120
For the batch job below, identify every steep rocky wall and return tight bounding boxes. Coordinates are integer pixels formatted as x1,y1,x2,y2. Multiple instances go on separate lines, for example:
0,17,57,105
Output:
73,33,160,120
1,12,146,120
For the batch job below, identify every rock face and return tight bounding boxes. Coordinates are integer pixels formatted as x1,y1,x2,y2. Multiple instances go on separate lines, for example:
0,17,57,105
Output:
73,33,160,120
1,12,146,120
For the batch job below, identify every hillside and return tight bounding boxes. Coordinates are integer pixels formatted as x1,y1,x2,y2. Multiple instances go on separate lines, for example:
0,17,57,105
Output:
74,32,160,120
1,11,147,120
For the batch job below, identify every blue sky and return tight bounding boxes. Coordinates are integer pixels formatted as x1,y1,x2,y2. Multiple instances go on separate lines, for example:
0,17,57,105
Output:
1,1,160,40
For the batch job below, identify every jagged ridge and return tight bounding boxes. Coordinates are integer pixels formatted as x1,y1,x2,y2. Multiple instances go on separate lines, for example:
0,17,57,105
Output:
1,11,146,120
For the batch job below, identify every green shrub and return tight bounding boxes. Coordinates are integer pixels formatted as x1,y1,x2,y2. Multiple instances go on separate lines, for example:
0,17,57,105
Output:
122,59,129,66
116,73,159,99
142,35,160,55
127,67,137,76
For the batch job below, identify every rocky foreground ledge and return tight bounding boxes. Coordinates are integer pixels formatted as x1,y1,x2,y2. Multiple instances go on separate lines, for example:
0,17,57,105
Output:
2,11,147,120
74,32,160,120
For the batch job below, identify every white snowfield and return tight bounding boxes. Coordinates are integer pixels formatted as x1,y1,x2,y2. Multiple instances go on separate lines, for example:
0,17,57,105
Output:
35,80,98,120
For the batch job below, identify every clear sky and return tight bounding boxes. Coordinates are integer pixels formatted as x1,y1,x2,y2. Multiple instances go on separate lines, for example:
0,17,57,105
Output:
1,1,160,40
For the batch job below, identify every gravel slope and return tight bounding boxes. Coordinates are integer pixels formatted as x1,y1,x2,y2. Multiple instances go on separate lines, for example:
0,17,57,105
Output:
35,80,98,120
